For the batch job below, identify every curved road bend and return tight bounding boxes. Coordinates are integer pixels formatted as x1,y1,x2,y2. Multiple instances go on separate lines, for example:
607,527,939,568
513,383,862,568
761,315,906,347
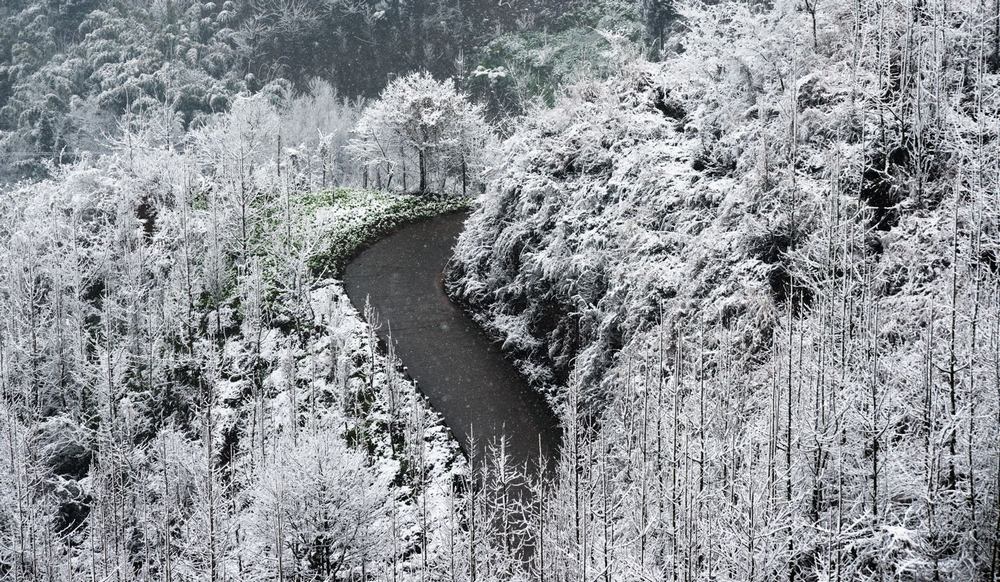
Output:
343,211,561,476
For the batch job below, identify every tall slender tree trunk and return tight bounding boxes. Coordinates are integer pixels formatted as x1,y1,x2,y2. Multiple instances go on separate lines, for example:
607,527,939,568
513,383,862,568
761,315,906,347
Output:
419,149,427,194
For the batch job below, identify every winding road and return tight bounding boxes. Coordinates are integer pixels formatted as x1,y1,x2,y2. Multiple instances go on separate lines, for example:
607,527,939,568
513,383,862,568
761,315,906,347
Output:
343,211,561,475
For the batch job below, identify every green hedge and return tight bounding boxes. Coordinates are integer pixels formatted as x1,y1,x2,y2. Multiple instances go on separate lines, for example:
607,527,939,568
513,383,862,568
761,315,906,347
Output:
306,189,472,276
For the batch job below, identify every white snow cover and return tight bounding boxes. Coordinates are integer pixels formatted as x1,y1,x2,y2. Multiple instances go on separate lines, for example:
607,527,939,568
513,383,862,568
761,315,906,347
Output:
448,1,1000,579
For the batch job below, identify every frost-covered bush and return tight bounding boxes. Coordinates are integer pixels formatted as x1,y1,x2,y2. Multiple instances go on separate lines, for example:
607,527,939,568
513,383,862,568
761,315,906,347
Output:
306,188,470,274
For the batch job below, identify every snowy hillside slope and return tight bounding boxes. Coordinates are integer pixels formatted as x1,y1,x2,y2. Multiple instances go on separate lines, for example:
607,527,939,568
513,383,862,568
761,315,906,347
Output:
0,110,469,578
449,0,1000,579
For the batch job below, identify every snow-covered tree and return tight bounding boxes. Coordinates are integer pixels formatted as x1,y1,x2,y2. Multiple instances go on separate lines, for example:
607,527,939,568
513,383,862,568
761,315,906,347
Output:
349,72,493,195
242,428,393,580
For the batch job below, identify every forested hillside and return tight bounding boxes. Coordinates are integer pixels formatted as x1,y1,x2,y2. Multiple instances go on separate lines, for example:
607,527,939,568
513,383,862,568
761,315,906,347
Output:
0,0,655,179
3,0,1000,580
449,0,1000,579
0,90,483,578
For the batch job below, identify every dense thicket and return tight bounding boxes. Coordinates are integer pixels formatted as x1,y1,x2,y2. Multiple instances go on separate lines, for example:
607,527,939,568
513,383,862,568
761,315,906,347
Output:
449,0,1000,578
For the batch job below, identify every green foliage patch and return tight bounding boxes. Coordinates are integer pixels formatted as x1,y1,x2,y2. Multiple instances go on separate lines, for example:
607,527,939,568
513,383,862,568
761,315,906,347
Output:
306,188,472,276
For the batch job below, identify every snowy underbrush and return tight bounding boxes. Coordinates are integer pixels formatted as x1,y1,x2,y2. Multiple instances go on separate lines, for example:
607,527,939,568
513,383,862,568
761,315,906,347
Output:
448,56,785,401
449,1,1000,579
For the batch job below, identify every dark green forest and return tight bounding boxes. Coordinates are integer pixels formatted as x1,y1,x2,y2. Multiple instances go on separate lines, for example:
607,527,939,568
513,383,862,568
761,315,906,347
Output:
0,0,674,178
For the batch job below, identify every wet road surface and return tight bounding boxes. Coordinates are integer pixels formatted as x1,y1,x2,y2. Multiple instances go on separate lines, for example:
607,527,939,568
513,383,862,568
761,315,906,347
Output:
343,211,561,475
